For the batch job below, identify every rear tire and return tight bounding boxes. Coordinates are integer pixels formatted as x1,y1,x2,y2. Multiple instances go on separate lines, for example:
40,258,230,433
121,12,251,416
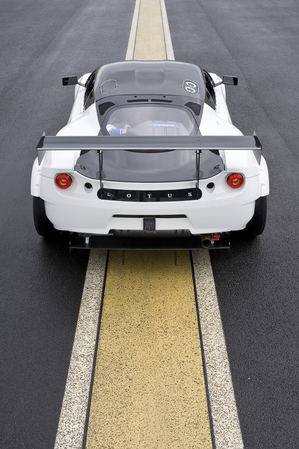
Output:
245,196,267,237
33,197,56,237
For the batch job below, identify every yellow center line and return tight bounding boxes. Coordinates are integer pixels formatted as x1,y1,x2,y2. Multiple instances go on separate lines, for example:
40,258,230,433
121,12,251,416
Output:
86,251,212,448
134,0,166,60
85,1,213,447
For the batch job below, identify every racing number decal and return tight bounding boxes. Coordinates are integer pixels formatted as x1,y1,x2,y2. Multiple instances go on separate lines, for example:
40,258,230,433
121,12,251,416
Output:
183,80,199,94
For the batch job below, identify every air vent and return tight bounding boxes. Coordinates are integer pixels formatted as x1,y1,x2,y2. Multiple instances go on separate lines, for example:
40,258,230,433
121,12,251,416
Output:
98,102,115,115
151,99,173,103
127,99,149,103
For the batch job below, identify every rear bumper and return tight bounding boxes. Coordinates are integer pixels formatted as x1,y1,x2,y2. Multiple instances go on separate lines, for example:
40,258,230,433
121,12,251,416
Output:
38,169,261,234
45,197,256,235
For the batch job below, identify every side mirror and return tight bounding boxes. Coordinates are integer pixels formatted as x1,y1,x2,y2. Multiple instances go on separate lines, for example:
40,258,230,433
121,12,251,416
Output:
222,75,238,86
214,76,238,87
62,76,78,86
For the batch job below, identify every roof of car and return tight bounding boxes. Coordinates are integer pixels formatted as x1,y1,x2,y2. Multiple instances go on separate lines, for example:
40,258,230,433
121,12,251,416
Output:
93,60,206,102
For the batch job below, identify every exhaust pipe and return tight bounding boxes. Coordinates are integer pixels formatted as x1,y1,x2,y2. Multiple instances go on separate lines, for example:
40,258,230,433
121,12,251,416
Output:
201,234,212,249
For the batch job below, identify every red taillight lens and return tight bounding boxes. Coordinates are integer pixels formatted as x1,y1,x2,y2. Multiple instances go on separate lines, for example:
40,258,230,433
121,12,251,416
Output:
227,173,244,189
55,173,72,189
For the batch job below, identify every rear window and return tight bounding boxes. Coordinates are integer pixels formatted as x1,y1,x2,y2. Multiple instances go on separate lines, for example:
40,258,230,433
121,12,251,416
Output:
103,105,198,136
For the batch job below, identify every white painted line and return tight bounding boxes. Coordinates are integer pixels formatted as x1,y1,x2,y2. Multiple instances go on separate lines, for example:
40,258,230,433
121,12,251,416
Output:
125,0,141,60
160,0,175,60
192,250,244,449
54,251,107,449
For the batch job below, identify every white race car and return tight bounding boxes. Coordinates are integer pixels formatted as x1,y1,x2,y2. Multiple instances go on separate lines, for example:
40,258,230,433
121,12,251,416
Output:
31,60,269,249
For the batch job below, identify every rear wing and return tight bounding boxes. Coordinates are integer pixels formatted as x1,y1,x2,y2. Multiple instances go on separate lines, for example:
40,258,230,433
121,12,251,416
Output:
37,134,262,195
37,134,262,163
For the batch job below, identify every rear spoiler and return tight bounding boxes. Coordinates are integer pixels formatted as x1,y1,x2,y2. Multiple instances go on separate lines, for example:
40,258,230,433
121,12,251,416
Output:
37,134,262,196
37,134,262,163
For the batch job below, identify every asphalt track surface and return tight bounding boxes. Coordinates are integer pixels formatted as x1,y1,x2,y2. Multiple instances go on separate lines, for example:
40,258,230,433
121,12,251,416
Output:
1,0,299,448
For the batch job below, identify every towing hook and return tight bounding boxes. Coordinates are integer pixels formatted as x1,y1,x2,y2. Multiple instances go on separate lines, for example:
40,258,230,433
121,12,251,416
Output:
201,234,212,249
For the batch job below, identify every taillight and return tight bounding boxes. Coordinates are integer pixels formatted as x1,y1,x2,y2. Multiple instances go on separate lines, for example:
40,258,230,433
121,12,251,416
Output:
55,173,72,189
227,173,244,189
